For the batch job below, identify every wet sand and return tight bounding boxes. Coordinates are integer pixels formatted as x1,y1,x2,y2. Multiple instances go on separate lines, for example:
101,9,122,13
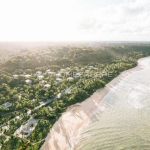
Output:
40,57,148,150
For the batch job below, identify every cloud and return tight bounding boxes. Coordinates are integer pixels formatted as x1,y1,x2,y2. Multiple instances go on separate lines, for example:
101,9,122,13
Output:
0,0,150,41
78,0,150,41
78,18,96,30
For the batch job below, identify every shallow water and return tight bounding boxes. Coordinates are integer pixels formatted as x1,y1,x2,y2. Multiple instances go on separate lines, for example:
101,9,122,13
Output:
77,57,150,150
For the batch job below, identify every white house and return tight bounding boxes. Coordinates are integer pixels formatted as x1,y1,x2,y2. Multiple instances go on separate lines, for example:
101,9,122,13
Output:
75,73,82,78
27,110,31,115
74,67,79,70
38,75,44,80
66,67,70,70
25,79,32,84
61,88,72,94
48,106,53,111
15,116,23,120
46,69,50,72
64,88,71,93
39,80,47,84
94,68,98,70
56,78,62,83
65,72,70,76
18,94,22,99
60,69,66,72
56,73,61,78
43,84,51,89
24,74,31,78
1,102,12,108
85,70,89,74
57,93,62,98
13,74,19,78
35,71,42,75
14,118,38,138
67,77,74,81
2,125,10,131
89,66,94,69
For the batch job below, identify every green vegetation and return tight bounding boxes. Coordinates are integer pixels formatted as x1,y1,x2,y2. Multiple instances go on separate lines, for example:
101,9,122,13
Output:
28,119,52,143
4,115,30,136
0,135,6,146
0,42,150,149
1,137,26,150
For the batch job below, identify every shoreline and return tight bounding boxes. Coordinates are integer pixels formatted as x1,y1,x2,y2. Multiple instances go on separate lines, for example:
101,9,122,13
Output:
40,57,149,150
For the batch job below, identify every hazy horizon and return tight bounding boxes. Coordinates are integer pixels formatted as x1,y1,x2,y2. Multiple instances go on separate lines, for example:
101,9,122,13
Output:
0,0,150,41
0,40,150,43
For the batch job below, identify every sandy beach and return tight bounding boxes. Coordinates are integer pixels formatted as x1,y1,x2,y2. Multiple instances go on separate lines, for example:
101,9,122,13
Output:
40,57,149,150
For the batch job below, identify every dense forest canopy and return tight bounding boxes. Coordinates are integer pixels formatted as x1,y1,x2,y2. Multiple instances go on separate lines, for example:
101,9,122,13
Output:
0,42,150,150
1,42,150,72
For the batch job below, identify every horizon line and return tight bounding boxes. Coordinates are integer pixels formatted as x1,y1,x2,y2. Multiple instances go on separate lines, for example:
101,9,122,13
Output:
0,40,150,43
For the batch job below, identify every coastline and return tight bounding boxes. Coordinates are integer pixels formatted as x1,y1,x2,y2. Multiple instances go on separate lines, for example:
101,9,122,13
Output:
40,57,149,150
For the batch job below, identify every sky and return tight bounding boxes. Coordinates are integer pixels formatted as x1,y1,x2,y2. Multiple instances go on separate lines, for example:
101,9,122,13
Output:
0,0,150,41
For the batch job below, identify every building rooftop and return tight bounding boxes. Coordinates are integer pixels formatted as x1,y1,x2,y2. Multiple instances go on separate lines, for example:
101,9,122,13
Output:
38,75,44,79
25,79,32,84
43,84,51,88
56,78,62,83
24,74,31,78
1,102,12,108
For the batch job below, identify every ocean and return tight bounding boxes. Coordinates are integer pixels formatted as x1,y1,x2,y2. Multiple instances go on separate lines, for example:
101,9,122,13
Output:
77,57,150,150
